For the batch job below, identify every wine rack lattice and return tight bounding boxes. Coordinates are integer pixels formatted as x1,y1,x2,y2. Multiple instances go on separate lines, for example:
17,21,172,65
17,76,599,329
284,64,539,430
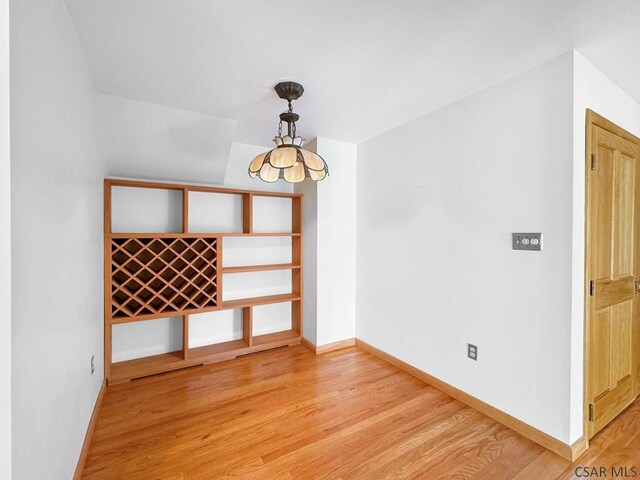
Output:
110,236,218,320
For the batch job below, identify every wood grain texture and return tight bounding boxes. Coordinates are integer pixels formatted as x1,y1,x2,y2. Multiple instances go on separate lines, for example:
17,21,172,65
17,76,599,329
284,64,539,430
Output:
105,177,303,198
221,293,301,310
109,332,301,385
111,232,301,238
585,111,640,440
291,198,303,337
594,277,634,310
182,315,189,361
103,181,112,380
222,263,301,274
356,339,578,461
316,338,356,354
300,336,316,353
242,306,252,347
301,337,356,354
181,188,189,234
242,192,253,234
81,346,640,479
108,235,220,322
73,380,106,480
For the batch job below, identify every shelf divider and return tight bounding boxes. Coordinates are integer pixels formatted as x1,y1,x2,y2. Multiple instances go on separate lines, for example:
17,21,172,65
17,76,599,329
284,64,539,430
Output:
182,315,189,360
292,196,303,336
243,193,253,234
243,307,253,347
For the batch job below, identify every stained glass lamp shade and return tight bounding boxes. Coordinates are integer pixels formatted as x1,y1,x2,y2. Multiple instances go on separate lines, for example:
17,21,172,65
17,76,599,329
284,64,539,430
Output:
248,81,329,183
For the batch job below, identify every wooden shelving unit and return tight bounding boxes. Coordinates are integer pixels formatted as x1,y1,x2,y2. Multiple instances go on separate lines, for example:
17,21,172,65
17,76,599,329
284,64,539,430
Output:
104,178,303,385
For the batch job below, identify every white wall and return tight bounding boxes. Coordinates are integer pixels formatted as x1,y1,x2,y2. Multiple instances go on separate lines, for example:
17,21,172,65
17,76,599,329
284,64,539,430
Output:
297,138,357,347
10,2,253,477
296,148,318,344
569,50,640,442
100,94,236,184
357,53,575,443
0,0,11,475
10,0,106,478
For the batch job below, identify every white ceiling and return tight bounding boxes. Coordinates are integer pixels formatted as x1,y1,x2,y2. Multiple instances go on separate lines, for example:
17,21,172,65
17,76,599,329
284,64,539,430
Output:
64,0,640,145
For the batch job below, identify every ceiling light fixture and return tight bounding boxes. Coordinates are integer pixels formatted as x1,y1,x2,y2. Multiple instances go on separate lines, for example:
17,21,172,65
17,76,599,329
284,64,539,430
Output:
249,82,329,183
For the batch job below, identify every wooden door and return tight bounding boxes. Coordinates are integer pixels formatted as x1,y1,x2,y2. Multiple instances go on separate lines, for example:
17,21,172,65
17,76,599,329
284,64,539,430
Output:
586,111,640,439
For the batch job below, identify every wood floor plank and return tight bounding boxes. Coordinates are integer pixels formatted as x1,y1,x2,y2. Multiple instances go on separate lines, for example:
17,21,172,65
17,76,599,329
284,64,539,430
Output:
270,393,460,479
82,345,640,480
472,433,546,480
350,415,499,480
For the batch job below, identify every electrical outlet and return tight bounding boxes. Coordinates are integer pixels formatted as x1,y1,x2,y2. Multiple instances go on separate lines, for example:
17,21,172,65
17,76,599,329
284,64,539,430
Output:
468,344,478,361
91,355,95,375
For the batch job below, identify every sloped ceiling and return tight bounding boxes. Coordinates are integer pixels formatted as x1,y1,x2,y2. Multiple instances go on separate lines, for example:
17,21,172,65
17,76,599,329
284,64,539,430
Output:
100,94,237,183
64,0,640,145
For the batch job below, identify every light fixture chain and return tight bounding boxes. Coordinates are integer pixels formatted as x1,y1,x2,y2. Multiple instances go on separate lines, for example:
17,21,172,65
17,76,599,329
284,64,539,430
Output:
278,120,282,137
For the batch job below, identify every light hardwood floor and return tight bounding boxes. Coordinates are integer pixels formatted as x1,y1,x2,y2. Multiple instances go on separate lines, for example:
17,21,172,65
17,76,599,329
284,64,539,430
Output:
83,345,640,479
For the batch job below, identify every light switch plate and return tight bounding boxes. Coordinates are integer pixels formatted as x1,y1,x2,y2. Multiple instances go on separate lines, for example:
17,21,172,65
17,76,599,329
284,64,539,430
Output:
512,232,543,251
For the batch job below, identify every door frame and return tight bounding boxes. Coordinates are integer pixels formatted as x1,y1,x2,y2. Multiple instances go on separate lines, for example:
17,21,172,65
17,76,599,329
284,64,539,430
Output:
583,109,640,447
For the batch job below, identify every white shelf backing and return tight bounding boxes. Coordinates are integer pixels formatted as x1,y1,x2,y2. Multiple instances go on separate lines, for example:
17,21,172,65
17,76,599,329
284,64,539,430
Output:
253,303,293,336
112,316,182,362
222,270,292,301
188,191,243,234
253,196,292,233
222,236,292,267
111,186,182,233
188,309,243,349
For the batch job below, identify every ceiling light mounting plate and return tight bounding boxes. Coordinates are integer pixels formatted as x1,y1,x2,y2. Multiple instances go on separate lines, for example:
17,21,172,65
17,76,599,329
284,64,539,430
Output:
274,81,304,101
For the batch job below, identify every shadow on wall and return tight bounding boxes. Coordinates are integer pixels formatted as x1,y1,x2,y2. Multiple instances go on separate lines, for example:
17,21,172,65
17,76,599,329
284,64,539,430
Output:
100,94,237,183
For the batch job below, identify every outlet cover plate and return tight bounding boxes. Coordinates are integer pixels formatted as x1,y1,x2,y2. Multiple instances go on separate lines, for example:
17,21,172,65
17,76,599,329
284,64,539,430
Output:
512,232,543,251
468,343,478,361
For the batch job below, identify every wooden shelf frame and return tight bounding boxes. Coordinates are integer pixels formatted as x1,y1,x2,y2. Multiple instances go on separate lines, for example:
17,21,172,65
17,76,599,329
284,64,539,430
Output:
222,263,301,274
105,178,303,384
110,232,301,238
221,293,301,310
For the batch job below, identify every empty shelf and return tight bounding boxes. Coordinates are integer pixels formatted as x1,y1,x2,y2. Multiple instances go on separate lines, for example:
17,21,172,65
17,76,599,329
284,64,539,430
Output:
189,339,249,361
110,351,185,384
222,293,300,309
222,263,301,274
252,330,300,348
